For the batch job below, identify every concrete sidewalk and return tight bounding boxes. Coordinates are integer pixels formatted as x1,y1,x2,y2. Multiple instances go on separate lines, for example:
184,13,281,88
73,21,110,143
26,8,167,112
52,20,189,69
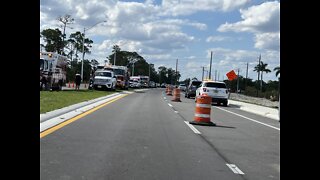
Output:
228,100,279,121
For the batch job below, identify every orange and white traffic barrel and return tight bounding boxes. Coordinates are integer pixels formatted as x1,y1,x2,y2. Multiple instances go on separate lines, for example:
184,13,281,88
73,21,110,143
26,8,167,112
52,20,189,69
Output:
190,94,216,126
172,88,181,102
167,85,172,96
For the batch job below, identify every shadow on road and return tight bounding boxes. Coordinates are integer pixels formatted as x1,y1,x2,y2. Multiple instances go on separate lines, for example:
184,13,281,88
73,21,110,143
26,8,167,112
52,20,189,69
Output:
223,104,241,109
214,124,236,129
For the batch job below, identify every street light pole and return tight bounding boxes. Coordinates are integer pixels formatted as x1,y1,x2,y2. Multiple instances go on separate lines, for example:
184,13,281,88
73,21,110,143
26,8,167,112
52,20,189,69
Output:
81,27,86,82
81,20,107,82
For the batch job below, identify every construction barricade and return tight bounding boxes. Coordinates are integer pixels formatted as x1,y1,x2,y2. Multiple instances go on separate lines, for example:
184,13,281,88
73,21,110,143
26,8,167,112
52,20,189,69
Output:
190,94,216,126
166,85,172,96
172,88,181,102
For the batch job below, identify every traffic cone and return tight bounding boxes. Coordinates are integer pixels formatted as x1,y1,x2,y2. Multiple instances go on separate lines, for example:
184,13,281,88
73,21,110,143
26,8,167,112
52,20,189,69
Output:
190,94,216,126
167,85,173,96
172,88,181,102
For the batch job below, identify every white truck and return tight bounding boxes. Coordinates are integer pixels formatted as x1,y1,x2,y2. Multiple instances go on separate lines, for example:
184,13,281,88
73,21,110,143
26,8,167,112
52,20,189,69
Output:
40,52,68,90
93,69,117,91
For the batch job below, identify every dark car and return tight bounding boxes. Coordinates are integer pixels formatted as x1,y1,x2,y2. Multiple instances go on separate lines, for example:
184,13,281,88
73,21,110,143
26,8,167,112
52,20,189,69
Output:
185,80,202,98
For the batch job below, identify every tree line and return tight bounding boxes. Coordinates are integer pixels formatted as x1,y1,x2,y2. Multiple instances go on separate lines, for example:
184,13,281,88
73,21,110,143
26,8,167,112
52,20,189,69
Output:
180,61,280,100
40,14,181,84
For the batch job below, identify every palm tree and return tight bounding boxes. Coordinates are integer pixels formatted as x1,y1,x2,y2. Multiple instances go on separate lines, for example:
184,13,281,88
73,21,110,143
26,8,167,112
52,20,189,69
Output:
254,61,271,91
274,66,280,78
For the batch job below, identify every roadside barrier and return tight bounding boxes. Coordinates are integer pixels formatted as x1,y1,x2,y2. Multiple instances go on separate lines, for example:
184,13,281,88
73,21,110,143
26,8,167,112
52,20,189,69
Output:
84,83,87,88
68,82,71,88
166,85,172,96
190,94,216,126
165,86,169,94
72,82,74,88
172,88,181,102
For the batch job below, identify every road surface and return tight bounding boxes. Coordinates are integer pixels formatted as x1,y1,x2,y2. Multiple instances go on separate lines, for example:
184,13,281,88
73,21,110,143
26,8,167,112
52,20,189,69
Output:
40,88,280,180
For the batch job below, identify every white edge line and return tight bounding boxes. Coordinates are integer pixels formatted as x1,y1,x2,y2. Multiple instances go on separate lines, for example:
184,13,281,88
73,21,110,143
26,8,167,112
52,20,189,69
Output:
226,164,245,175
168,103,173,107
226,164,239,174
216,107,280,131
184,121,201,134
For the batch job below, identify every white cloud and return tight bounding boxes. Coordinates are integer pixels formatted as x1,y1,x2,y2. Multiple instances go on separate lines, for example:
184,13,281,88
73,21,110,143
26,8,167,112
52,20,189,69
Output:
161,0,250,16
254,32,280,51
217,1,280,52
218,1,280,33
206,36,232,42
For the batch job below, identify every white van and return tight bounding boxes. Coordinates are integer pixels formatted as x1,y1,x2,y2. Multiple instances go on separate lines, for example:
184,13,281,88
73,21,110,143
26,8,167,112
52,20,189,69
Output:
93,70,117,91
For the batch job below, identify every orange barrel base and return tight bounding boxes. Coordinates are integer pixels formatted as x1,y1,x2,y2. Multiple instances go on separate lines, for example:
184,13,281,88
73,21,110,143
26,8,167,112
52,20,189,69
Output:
189,95,216,126
189,120,216,126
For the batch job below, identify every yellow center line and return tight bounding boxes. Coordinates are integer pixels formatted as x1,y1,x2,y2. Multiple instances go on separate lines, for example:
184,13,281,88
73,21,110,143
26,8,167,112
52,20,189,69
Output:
40,94,128,138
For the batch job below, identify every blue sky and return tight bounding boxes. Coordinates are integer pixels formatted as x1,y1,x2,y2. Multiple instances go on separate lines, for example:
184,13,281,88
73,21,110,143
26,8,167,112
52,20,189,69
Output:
40,0,280,81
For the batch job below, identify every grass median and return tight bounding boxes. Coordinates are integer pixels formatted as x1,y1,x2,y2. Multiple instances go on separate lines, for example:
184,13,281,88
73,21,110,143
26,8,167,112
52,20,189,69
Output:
40,90,119,114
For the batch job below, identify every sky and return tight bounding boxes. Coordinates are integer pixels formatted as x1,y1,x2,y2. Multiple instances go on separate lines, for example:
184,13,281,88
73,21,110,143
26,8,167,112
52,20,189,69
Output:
40,0,280,82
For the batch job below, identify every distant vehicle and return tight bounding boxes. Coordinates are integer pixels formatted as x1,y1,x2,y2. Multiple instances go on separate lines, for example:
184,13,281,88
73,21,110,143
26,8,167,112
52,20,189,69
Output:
130,76,149,88
149,81,156,88
129,79,141,88
195,80,229,106
97,64,129,90
178,84,186,91
40,52,68,91
185,80,202,98
93,70,117,91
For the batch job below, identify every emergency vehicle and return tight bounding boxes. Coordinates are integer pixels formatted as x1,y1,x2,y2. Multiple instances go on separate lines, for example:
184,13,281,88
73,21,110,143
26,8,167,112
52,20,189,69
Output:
96,64,129,90
40,52,68,90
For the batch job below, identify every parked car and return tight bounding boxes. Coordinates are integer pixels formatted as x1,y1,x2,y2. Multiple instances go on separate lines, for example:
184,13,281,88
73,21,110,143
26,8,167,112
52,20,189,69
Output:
93,70,117,91
178,84,186,91
195,80,229,106
185,80,202,98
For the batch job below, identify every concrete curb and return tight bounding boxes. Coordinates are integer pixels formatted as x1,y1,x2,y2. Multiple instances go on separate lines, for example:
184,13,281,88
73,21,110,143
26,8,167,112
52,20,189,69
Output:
40,90,137,123
228,100,279,121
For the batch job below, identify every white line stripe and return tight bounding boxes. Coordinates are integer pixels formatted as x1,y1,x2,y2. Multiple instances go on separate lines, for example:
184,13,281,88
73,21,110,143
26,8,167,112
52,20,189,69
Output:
196,104,211,108
184,121,201,134
216,107,280,131
164,97,166,99
174,111,179,113
226,164,245,175
168,103,173,107
194,113,210,118
226,164,238,174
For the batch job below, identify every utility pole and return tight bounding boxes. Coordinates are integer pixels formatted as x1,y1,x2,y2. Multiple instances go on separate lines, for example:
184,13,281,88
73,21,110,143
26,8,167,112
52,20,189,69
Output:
201,66,205,81
218,71,220,81
237,68,240,94
215,70,217,81
257,54,261,97
175,59,178,86
245,62,248,92
209,51,212,79
113,52,116,65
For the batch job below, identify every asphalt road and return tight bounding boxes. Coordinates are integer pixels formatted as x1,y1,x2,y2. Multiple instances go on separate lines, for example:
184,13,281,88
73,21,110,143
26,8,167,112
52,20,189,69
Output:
40,88,280,180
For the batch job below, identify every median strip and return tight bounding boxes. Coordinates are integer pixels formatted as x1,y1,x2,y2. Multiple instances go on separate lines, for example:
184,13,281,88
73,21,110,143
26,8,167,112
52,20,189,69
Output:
40,94,128,138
